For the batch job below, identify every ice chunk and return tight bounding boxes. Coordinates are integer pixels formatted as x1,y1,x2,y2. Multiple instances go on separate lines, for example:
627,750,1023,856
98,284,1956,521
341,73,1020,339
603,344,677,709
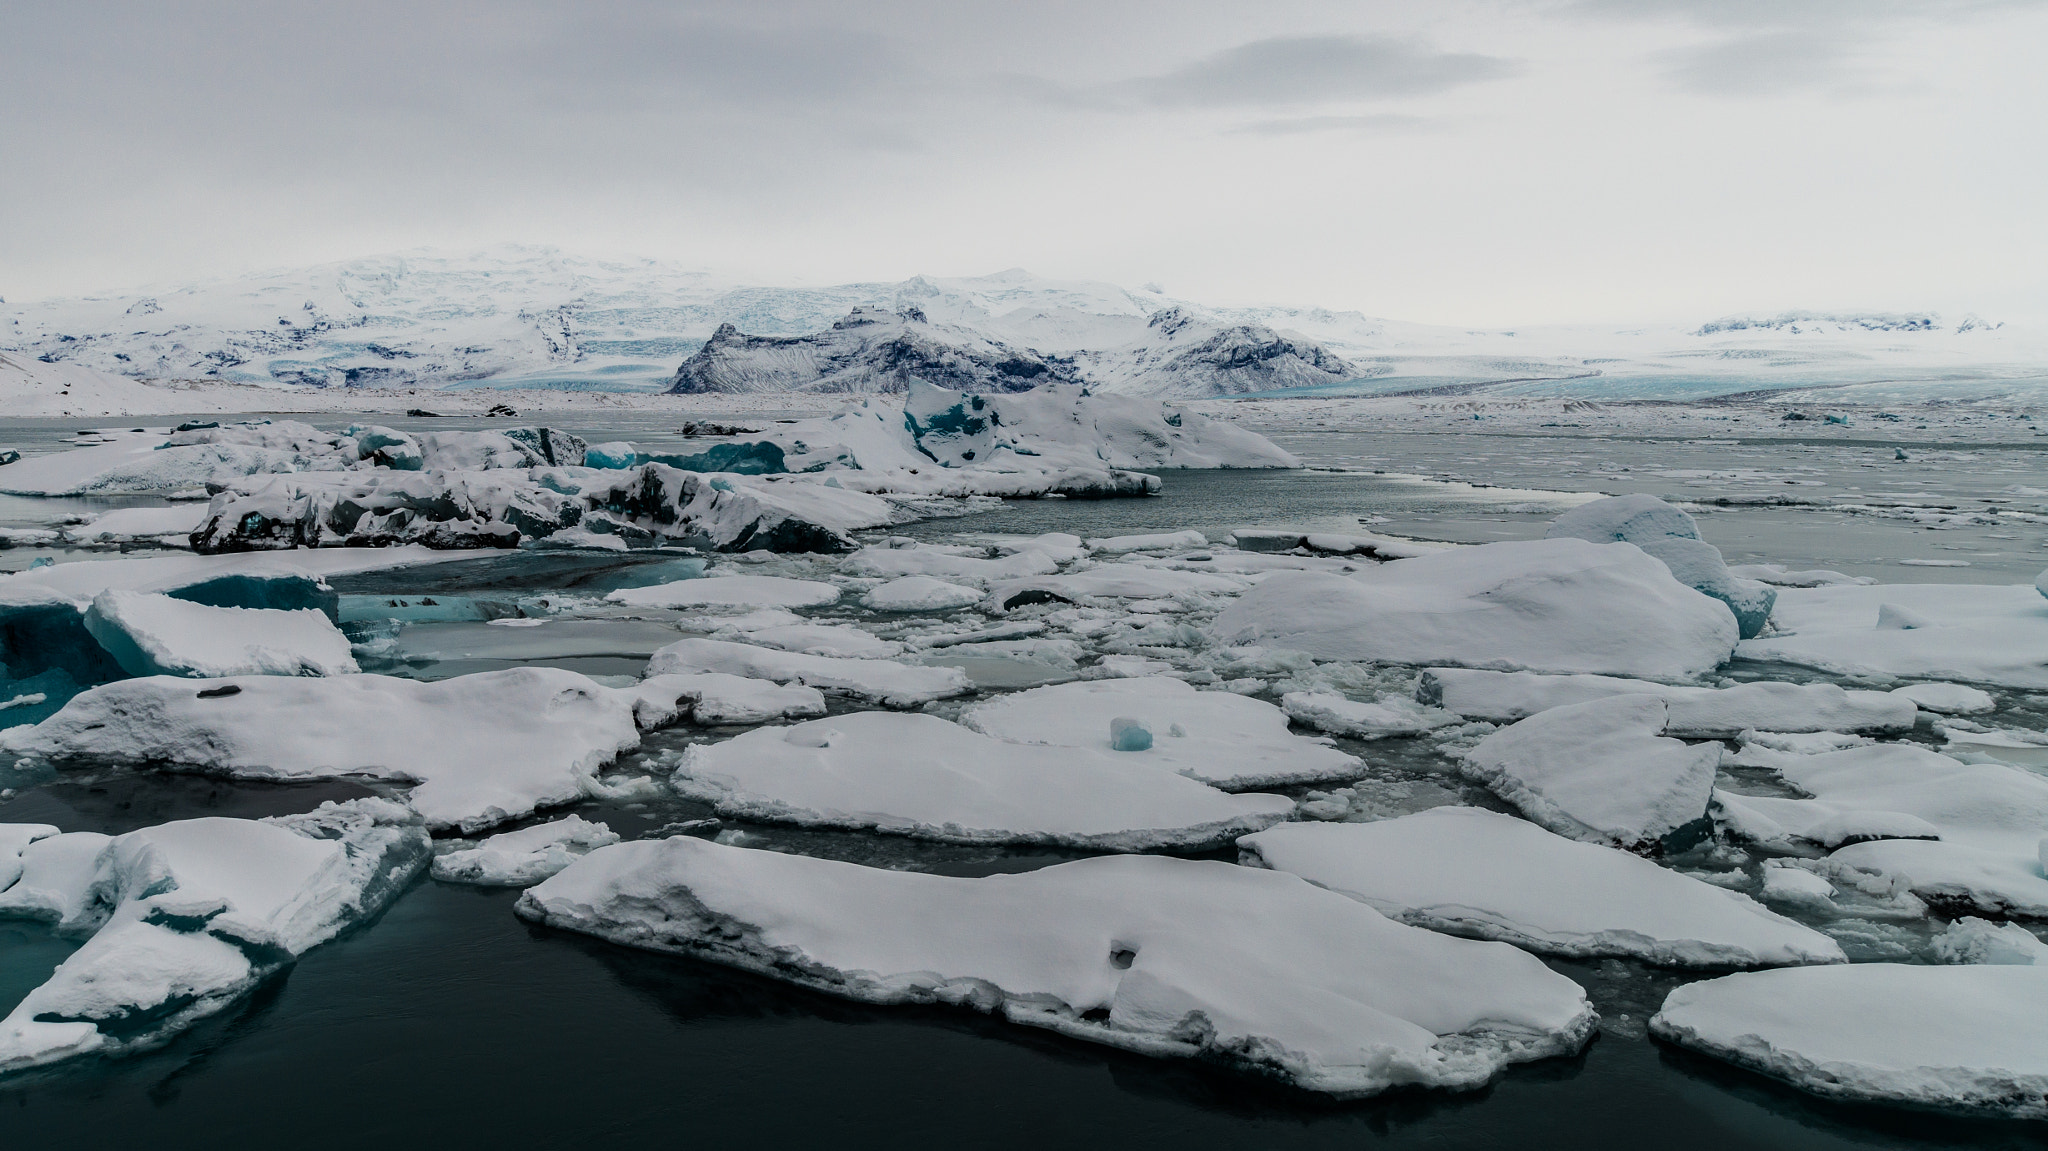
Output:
1650,965,2048,1118
2,668,646,833
963,677,1361,790
606,575,840,609
1087,530,1207,554
1212,539,1739,682
0,823,60,891
1280,691,1462,739
860,576,983,612
1932,917,2048,965
843,545,1058,583
627,672,827,727
517,839,1593,1098
82,590,357,678
1108,716,1153,751
1739,583,2048,688
581,465,895,553
710,619,901,659
582,441,638,469
1241,808,1843,968
1545,494,1775,638
647,638,972,708
1759,862,1837,910
431,815,620,886
1459,695,1718,853
1890,682,1996,715
673,711,1293,849
989,568,1247,609
0,831,114,928
1419,668,1915,736
65,505,206,544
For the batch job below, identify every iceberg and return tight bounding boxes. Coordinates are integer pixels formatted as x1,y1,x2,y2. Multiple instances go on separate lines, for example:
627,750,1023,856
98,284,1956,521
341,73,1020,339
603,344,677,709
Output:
1546,494,1775,638
647,638,972,708
1418,668,1916,736
671,711,1293,849
962,677,1362,790
516,839,1594,1097
1212,539,1739,682
1650,965,2048,1118
431,815,620,886
1240,808,1844,968
81,590,358,678
606,574,841,609
1459,695,1719,853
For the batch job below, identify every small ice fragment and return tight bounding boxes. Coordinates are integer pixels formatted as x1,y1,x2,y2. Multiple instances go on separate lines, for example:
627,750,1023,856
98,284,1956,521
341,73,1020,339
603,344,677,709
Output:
1875,603,1933,630
1109,717,1153,751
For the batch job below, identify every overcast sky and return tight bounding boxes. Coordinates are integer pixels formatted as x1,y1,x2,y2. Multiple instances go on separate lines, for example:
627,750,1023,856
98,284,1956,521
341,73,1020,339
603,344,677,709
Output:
3,0,2044,324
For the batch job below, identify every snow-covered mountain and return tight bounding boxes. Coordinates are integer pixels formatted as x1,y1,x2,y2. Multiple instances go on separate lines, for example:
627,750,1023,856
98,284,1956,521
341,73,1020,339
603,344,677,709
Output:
5,244,2044,403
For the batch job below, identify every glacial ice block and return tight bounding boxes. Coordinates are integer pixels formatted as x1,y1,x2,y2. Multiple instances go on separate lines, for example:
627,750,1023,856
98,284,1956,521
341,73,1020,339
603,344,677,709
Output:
1240,808,1844,968
82,590,358,678
516,839,1593,1098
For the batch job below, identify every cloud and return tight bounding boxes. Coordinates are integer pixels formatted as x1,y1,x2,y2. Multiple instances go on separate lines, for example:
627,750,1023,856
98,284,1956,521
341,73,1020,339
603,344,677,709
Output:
1658,30,1861,95
1123,35,1519,107
1225,113,1436,136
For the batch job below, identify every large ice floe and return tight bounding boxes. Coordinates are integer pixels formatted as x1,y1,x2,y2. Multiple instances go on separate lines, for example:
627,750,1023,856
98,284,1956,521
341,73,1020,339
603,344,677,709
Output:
1,669,650,833
668,711,1294,849
1419,668,1916,736
1239,808,1844,968
1650,964,2048,1119
1545,494,1776,638
1738,582,2048,688
430,815,620,886
1211,538,1739,681
961,677,1362,790
1458,695,1720,853
81,590,358,678
1714,742,2048,917
646,637,972,707
516,838,1595,1097
0,799,427,1074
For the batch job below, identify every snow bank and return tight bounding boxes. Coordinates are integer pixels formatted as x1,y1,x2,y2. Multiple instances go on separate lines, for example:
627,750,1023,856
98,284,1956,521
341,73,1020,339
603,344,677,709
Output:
1740,583,2048,688
647,637,972,707
1212,540,1739,682
81,590,357,678
431,815,620,886
1,669,646,833
1420,668,1915,736
1241,808,1843,968
606,574,840,609
1460,695,1719,853
963,677,1362,790
1650,965,2048,1118
1546,494,1775,638
672,711,1293,849
517,839,1593,1097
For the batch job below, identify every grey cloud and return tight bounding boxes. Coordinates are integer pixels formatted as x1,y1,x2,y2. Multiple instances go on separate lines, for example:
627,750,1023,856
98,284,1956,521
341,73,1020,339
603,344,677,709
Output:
1124,35,1519,107
1658,30,1860,95
1225,113,1435,136
1570,0,2044,30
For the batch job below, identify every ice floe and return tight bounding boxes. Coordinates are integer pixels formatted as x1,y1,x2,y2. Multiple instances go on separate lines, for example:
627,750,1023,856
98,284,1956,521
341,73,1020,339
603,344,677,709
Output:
646,637,972,707
989,567,1247,609
1212,539,1739,682
962,677,1362,790
606,574,841,609
431,815,621,886
81,590,357,678
1419,669,1915,737
1739,583,2048,688
861,576,984,612
670,711,1294,849
1934,917,2048,965
1240,808,1844,968
516,838,1594,1097
627,672,827,726
1279,691,1462,739
1890,682,1997,714
1650,964,2048,1118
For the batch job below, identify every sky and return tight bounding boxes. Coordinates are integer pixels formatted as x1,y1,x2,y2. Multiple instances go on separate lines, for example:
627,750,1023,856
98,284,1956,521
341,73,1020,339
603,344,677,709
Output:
3,0,2045,325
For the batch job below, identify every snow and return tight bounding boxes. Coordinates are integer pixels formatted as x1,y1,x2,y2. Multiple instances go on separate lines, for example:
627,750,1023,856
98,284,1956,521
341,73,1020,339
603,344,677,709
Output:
1460,695,1720,853
0,799,426,1074
1933,917,2048,966
606,574,840,609
1650,965,2048,1118
1546,494,1775,638
1280,691,1462,739
626,672,827,726
1716,743,2048,917
1,669,648,833
964,677,1361,790
0,823,60,892
1739,583,2048,689
80,590,358,678
670,711,1295,849
431,815,621,886
1891,682,1997,715
646,637,972,707
517,838,1596,1097
1240,808,1844,968
0,832,114,928
1419,669,1916,737
861,576,984,612
1213,539,1739,682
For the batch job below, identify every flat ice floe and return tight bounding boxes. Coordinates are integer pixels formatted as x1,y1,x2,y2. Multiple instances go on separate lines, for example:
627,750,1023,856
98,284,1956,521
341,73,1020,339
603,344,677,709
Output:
0,799,426,1074
606,574,841,609
431,815,620,885
2,668,647,833
1650,964,2048,1118
1420,668,1915,737
962,677,1362,790
82,590,358,677
1212,539,1738,682
647,637,972,707
988,567,1247,608
628,672,827,726
670,711,1294,849
841,544,1059,583
1279,691,1462,739
860,576,984,612
1239,808,1845,968
1715,742,2048,917
1739,583,2048,689
1460,695,1719,853
516,839,1594,1097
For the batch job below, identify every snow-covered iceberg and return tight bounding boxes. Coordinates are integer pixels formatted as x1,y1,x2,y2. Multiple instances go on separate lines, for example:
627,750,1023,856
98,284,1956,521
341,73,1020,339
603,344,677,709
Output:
1212,539,1739,682
1419,668,1916,736
1240,808,1844,968
1546,494,1776,638
516,839,1595,1096
1650,964,2048,1119
1459,695,1719,853
670,711,1294,849
962,677,1362,790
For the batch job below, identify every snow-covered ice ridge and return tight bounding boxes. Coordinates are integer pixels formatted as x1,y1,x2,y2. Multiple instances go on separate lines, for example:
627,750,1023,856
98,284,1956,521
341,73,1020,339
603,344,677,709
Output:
7,244,2046,407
